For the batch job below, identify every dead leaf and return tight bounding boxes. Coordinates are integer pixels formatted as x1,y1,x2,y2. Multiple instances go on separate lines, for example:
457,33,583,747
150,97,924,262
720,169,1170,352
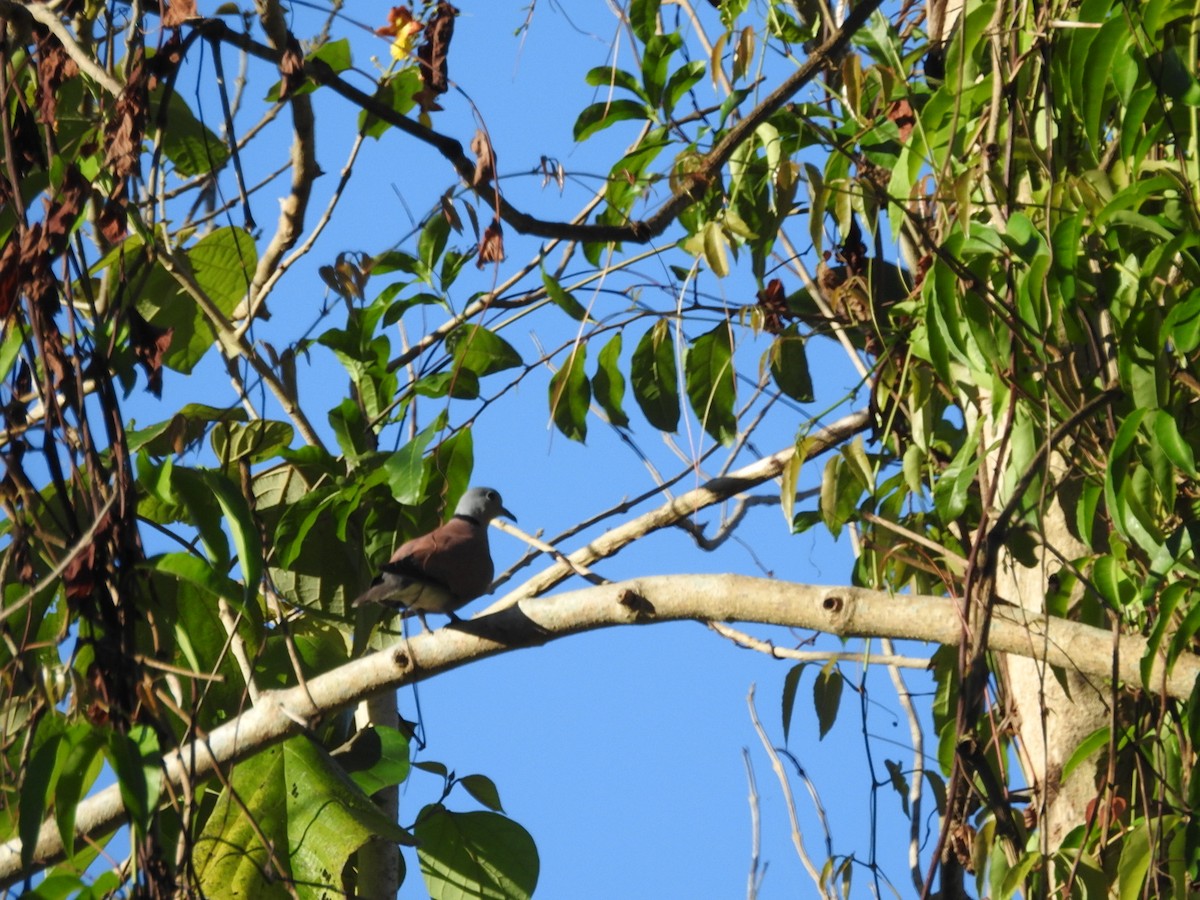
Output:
277,34,305,102
104,49,149,182
129,308,173,397
470,129,495,187
440,189,462,233
162,0,198,28
36,32,78,126
476,217,504,268
756,278,790,335
887,98,915,144
415,2,457,112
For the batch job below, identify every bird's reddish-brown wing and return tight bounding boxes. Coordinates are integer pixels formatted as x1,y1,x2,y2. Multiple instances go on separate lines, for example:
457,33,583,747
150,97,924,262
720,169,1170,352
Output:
388,516,494,602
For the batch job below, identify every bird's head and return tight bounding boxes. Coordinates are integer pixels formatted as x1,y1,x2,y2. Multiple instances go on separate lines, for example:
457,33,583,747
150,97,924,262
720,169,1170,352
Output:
455,486,516,524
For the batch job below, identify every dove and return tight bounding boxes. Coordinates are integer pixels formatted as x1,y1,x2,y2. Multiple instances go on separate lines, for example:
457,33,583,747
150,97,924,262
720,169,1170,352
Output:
353,486,515,626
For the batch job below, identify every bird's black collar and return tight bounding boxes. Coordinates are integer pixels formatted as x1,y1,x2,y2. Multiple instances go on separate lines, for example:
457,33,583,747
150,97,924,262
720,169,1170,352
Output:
453,514,482,526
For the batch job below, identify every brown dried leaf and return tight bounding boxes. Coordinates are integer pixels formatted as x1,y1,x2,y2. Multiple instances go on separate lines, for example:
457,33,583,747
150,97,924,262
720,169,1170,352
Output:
36,33,78,126
476,218,504,268
98,183,129,244
0,239,22,319
470,129,495,188
104,49,149,182
277,35,305,102
440,190,463,233
887,98,915,144
129,308,173,397
417,2,457,104
756,278,790,335
162,0,198,28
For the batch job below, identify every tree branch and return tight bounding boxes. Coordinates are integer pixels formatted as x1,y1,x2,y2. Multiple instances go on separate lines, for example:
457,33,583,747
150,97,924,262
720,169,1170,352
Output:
196,0,885,243
2,572,1193,886
487,408,873,608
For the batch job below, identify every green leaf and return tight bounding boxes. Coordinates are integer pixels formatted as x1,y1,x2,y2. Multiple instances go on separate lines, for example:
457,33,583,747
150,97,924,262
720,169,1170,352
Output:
460,774,504,812
0,323,21,384
591,333,629,428
813,666,843,739
211,420,294,465
420,214,451,277
275,487,339,569
328,397,370,463
386,424,440,505
573,99,652,142
189,227,258,316
685,323,737,444
152,552,249,608
1153,410,1198,476
415,806,539,900
701,221,730,277
135,263,216,375
339,726,412,796
1117,819,1154,900
549,344,590,442
265,38,352,101
1061,727,1111,781
1145,582,1188,685
358,68,422,139
933,419,982,521
414,370,481,399
431,428,474,504
781,663,805,745
105,726,160,841
631,320,680,432
663,60,706,113
642,32,682,107
154,91,231,177
628,0,662,44
768,324,813,402
194,468,263,604
447,326,523,377
20,732,62,871
583,66,650,103
541,270,590,321
54,725,105,861
195,737,413,897
129,403,247,457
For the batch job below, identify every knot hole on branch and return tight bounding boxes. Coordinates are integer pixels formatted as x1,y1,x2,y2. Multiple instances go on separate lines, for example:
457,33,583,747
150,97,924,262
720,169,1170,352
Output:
822,595,844,614
618,589,655,622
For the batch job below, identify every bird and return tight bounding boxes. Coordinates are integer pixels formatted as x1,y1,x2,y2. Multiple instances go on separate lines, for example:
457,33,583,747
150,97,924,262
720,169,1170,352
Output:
352,486,515,627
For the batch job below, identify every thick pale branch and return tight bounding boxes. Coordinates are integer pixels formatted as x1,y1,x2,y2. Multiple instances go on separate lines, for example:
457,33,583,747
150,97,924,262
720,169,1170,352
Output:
2,573,1193,885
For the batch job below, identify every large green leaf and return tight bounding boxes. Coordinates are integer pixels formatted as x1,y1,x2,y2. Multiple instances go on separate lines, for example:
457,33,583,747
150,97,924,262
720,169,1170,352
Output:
631,320,680,432
572,99,651,142
685,323,737,444
548,344,590,442
189,226,258,316
447,326,522,378
591,332,629,428
415,806,539,900
153,90,231,177
193,737,413,898
768,325,813,402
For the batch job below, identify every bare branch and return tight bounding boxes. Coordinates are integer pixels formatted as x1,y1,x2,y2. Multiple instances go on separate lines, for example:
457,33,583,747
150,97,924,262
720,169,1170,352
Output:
195,0,885,243
487,409,873,608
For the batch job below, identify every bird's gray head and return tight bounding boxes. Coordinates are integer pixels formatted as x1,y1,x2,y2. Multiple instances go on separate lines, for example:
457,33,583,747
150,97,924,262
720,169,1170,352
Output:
454,487,516,524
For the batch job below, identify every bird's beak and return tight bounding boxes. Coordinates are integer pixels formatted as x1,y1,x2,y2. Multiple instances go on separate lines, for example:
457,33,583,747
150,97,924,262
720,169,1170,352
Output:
500,505,516,522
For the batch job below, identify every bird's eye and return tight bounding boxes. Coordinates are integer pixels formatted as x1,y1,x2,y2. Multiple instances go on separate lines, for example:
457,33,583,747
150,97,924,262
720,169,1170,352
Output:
487,490,498,501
